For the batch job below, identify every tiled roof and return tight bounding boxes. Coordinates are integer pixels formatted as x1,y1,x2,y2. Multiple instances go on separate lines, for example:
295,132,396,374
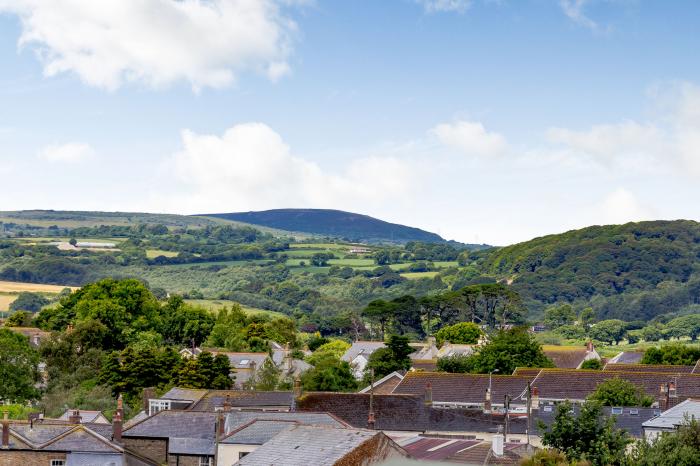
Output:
525,369,700,402
399,436,481,461
511,368,543,377
123,410,217,440
83,422,113,439
341,341,385,362
542,345,591,369
58,410,108,424
11,423,74,445
445,441,526,465
392,372,532,405
235,425,402,466
603,364,695,374
358,371,404,394
168,437,214,455
411,360,438,372
191,390,294,411
41,426,121,453
608,351,644,364
221,419,297,445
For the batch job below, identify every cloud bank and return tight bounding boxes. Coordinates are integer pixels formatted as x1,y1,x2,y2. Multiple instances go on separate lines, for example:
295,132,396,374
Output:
0,0,297,91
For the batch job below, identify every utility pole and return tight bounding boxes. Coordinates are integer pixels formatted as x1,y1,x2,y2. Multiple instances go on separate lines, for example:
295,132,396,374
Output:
504,394,510,443
526,382,532,446
368,368,376,429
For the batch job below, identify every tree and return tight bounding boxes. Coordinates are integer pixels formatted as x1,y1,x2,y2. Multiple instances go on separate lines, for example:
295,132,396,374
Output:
435,322,481,346
587,377,652,407
9,292,50,312
578,307,595,327
589,319,627,345
306,340,350,367
0,329,40,401
554,325,586,340
641,344,700,365
4,310,33,327
362,300,394,340
539,401,630,466
640,324,664,342
666,314,700,341
544,304,577,329
580,359,602,370
436,354,472,373
311,253,334,267
245,358,282,390
520,449,576,466
161,296,215,346
627,417,700,466
365,335,413,380
461,327,554,374
69,237,77,246
391,295,424,338
301,359,357,392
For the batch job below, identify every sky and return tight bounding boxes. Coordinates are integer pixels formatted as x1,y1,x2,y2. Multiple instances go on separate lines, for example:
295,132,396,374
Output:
0,0,699,245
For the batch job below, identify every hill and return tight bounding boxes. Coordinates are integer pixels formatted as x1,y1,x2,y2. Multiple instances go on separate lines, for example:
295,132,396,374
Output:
203,209,448,244
474,220,700,321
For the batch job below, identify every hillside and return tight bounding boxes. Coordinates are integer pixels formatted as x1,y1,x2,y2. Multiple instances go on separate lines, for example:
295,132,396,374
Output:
204,209,447,244
475,220,700,321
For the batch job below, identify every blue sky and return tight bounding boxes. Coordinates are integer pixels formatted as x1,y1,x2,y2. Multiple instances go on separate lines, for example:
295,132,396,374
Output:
1,0,699,245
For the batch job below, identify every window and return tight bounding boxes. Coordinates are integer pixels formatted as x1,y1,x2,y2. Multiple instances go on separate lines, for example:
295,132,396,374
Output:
50,460,66,466
240,359,250,365
543,406,553,412
148,399,171,416
630,408,639,415
611,407,623,415
198,457,213,466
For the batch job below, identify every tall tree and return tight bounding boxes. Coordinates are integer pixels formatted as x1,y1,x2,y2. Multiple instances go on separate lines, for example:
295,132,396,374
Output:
459,327,554,374
0,329,40,402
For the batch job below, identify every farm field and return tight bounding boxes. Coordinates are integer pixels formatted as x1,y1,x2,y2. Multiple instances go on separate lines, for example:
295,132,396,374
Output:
184,299,286,318
146,249,179,258
400,271,440,279
0,293,17,311
0,280,76,293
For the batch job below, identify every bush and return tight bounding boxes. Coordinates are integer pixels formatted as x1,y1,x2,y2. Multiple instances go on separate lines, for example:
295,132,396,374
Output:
435,322,482,345
580,359,602,370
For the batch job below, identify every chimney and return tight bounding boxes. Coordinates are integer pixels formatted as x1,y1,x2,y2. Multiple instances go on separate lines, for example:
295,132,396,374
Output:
223,395,231,412
284,343,293,372
293,377,302,399
68,410,81,424
484,388,492,413
142,387,155,413
217,411,225,438
113,396,123,443
669,381,677,398
32,333,40,346
531,387,540,411
658,384,668,411
492,427,504,457
424,382,433,406
586,340,593,353
427,336,436,348
2,411,9,449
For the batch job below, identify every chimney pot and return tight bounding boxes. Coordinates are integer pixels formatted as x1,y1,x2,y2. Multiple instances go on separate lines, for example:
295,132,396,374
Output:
68,410,81,424
293,377,302,398
492,431,504,456
424,382,433,406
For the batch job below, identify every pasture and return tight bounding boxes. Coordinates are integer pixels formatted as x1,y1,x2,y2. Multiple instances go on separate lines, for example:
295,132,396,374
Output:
184,299,286,319
0,280,76,293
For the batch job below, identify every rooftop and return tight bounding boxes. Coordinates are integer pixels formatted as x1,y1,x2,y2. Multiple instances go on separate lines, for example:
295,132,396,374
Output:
603,363,696,374
191,390,294,411
341,341,386,362
643,398,700,430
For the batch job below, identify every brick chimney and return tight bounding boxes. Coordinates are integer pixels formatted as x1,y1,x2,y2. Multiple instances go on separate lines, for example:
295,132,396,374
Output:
223,395,231,412
113,395,123,443
484,388,492,413
669,380,677,398
293,377,302,399
531,387,540,410
658,384,668,411
142,387,155,413
424,382,433,406
2,411,9,449
586,340,593,353
68,410,81,424
217,411,225,438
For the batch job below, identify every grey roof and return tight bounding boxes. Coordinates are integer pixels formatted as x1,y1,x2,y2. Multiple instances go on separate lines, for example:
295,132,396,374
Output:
272,349,313,375
608,351,645,364
235,425,385,466
224,411,346,433
42,427,121,453
58,410,108,424
643,399,700,430
84,422,114,439
123,410,217,440
168,437,215,455
60,452,124,465
536,406,658,437
159,387,208,403
190,390,295,411
212,351,269,369
341,341,385,362
222,420,297,445
11,423,74,445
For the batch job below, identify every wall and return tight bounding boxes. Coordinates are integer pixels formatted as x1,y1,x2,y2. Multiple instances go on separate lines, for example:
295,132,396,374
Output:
122,437,167,464
217,443,259,466
0,451,67,466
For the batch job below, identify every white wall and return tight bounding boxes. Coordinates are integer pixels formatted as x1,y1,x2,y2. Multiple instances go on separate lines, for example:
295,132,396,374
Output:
218,443,259,466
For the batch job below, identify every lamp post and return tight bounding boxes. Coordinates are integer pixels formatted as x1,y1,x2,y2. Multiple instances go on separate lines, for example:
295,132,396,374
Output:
488,369,499,394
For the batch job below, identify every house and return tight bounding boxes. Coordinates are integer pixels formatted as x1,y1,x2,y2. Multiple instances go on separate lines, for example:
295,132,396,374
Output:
541,342,600,369
392,371,533,410
146,387,209,415
57,409,110,424
179,347,203,359
341,341,387,379
271,345,312,379
642,398,700,440
219,411,348,463
358,372,404,395
209,351,270,388
603,363,696,374
5,327,50,348
234,424,408,466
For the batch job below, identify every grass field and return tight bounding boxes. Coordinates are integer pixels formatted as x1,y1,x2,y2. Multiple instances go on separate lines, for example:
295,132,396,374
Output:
0,294,17,311
289,243,356,250
184,299,286,318
328,258,375,267
146,249,179,258
400,271,440,279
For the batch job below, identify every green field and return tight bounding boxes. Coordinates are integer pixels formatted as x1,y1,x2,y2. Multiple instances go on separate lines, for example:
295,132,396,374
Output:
146,249,179,258
184,299,286,318
400,271,440,279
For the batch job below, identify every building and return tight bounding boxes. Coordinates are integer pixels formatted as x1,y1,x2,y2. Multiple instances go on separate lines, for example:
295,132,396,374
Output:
234,424,408,466
146,387,295,415
358,372,404,395
607,351,645,365
541,342,600,369
341,341,387,379
57,410,110,425
603,363,697,374
642,398,700,440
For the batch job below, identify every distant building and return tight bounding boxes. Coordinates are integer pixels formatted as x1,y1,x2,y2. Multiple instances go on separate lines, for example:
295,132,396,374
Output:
542,342,600,369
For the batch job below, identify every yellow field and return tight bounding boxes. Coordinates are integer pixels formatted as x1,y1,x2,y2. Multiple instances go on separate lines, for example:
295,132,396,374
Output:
0,280,77,293
146,249,179,258
0,294,17,311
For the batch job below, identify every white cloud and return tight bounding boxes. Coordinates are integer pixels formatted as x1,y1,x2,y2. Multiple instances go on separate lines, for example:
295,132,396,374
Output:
38,142,94,163
0,0,297,91
599,188,653,225
560,0,599,31
431,120,507,157
159,123,414,213
417,0,472,14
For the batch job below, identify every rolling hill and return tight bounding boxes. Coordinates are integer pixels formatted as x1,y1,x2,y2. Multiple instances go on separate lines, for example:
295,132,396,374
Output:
203,208,448,244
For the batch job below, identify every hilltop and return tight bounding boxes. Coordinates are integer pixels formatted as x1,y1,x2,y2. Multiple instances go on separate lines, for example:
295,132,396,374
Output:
204,208,449,244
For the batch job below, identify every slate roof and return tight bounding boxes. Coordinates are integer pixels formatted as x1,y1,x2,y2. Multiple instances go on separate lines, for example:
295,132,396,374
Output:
511,368,543,377
535,405,658,437
398,436,481,461
224,410,347,433
271,348,313,375
221,419,298,445
211,351,269,369
341,341,385,362
159,387,208,403
436,343,476,359
603,363,695,374
608,351,645,364
392,372,533,405
41,426,121,453
58,409,109,424
358,371,404,394
2,422,124,454
542,345,593,369
524,369,700,402
191,390,294,411
123,410,217,440
168,437,215,455
10,423,74,445
235,424,400,466
643,398,700,430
